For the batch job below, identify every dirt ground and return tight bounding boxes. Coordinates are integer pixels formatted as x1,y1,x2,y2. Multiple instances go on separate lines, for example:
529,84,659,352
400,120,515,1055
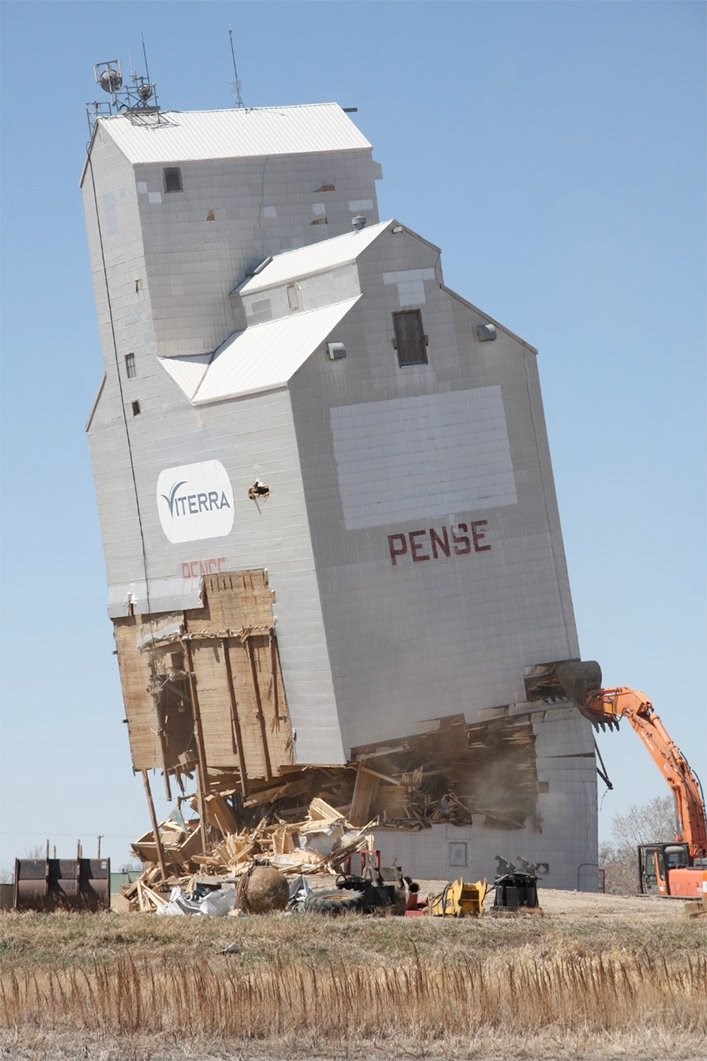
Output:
419,880,696,920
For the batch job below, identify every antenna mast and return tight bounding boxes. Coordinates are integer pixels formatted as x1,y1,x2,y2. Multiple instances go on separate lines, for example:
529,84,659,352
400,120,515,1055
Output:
87,50,161,136
141,33,152,91
228,25,245,108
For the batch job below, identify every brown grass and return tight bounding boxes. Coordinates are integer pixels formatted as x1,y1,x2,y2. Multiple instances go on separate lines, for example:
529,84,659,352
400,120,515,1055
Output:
2,949,706,1037
1,890,706,1059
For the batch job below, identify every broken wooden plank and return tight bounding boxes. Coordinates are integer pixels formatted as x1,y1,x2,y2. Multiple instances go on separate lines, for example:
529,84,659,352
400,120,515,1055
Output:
348,764,379,827
204,793,239,837
307,797,344,823
357,765,403,787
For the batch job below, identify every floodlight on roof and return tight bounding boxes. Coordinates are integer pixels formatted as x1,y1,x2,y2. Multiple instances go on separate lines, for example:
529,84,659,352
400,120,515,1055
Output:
95,61,123,95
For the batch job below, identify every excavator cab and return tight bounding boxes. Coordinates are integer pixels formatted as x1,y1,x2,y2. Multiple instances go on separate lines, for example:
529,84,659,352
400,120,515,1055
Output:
637,842,707,899
638,844,685,895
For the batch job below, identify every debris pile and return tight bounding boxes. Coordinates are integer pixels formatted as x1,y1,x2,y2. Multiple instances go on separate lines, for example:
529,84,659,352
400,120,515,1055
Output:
123,798,376,912
115,576,542,888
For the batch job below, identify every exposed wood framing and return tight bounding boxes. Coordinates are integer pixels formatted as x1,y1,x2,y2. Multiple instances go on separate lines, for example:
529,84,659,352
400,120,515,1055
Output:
116,570,542,874
221,638,248,794
246,635,273,782
113,569,294,793
141,771,168,883
181,634,210,834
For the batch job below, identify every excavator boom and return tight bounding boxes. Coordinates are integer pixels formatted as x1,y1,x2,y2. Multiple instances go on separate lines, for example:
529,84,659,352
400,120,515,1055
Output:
554,665,707,859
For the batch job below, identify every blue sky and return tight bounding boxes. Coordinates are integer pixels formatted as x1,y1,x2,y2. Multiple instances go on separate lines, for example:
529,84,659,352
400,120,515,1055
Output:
1,0,705,870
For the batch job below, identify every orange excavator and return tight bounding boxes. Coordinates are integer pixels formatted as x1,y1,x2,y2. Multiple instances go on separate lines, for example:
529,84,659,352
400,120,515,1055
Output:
547,660,707,900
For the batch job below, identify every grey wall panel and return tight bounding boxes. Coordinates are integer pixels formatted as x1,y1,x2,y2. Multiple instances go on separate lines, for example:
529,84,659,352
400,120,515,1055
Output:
133,150,381,358
89,369,343,765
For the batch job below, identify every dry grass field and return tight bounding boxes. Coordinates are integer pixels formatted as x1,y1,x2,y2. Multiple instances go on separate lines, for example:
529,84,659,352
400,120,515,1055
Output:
1,887,705,1060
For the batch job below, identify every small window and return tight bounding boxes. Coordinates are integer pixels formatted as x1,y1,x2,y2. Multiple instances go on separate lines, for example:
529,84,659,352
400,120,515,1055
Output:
131,400,141,417
125,353,136,379
448,842,467,868
393,310,428,367
163,167,183,193
287,284,300,312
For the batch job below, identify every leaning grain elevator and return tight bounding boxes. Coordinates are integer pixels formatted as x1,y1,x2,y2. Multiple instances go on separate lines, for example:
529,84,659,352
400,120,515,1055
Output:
82,62,598,888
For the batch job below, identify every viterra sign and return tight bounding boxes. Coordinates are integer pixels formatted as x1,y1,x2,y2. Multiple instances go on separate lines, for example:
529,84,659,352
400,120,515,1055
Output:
157,460,234,543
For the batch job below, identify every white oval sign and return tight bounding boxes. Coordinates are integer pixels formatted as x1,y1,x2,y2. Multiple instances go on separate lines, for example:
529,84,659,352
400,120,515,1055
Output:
156,460,234,544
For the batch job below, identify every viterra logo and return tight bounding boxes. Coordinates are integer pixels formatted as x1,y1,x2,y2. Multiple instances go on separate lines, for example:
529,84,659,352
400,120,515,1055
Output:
156,461,234,544
161,480,231,518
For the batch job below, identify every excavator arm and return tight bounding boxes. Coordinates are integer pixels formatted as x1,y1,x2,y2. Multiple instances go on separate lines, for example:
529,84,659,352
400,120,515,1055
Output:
570,676,707,859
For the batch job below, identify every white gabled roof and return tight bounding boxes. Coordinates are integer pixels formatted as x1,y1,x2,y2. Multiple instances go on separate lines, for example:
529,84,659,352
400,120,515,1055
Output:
157,352,212,396
159,297,360,404
95,104,371,165
239,219,393,295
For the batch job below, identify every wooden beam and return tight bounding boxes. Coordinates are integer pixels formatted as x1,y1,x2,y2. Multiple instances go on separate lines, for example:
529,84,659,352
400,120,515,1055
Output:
357,765,403,786
141,770,169,883
246,636,272,781
270,635,280,729
348,764,379,827
221,637,248,796
181,636,210,836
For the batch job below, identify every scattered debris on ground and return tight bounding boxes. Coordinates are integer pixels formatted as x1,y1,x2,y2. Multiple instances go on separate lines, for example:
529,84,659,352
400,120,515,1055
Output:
123,797,377,912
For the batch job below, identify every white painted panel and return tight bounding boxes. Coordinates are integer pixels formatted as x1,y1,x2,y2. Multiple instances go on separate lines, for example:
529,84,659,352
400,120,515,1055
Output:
107,576,203,618
156,460,234,543
383,267,436,305
330,387,517,530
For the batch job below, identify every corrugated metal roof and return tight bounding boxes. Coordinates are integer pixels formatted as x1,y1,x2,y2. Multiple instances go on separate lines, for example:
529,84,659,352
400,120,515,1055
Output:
160,297,360,405
97,104,371,165
239,220,392,294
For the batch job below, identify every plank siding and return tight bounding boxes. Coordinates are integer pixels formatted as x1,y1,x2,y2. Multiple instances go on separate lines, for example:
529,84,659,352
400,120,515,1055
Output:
114,570,294,784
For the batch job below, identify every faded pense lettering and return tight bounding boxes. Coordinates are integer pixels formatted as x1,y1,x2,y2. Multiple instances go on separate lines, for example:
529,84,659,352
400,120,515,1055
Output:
388,519,491,566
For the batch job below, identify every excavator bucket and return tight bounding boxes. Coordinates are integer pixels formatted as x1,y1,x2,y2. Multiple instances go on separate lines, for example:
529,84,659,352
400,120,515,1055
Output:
13,858,111,912
524,659,603,715
428,878,488,917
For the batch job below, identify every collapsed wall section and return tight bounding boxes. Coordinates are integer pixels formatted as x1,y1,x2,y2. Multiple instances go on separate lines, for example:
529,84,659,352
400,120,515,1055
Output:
349,714,539,831
114,571,294,797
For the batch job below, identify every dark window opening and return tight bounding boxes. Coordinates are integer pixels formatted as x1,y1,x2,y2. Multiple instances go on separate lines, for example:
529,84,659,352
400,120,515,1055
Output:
131,400,141,417
163,167,183,193
125,353,136,379
393,309,428,367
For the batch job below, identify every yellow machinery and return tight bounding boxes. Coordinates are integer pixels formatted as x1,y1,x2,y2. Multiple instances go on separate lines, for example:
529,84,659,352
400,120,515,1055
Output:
429,877,487,917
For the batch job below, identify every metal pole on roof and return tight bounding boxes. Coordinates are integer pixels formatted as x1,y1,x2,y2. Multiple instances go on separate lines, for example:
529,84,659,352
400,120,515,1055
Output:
141,34,152,89
228,25,245,108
